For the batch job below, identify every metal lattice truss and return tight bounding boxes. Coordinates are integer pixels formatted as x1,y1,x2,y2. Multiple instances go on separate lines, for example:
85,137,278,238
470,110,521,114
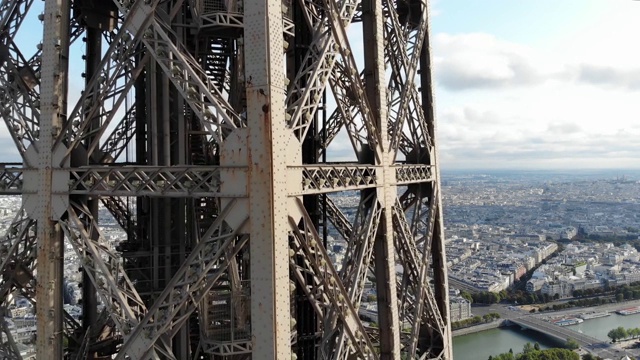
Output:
0,0,38,159
0,166,22,194
113,201,249,359
319,0,433,159
295,164,434,195
0,0,83,161
0,318,21,360
322,194,382,357
0,210,36,299
285,0,383,152
0,0,451,358
393,190,446,356
61,202,166,353
317,189,447,358
0,209,83,354
2,164,434,197
382,0,432,157
66,166,234,197
290,199,378,359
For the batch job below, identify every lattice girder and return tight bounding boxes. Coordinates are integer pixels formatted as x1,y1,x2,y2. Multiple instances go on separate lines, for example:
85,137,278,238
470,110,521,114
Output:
0,209,83,352
115,200,248,359
289,199,379,359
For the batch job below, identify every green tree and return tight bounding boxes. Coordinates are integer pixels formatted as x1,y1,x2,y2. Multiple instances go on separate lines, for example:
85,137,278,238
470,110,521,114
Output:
607,326,628,342
493,352,515,360
565,338,579,350
617,326,628,340
492,292,501,304
627,327,640,339
522,343,534,354
490,347,579,360
524,348,579,360
460,290,473,303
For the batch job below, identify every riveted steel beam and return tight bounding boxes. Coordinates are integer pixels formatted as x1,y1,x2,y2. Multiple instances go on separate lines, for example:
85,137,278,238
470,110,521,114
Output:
66,165,246,197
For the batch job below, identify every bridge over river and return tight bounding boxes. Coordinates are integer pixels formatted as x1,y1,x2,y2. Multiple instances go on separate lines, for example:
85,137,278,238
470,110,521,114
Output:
510,317,601,345
511,316,632,359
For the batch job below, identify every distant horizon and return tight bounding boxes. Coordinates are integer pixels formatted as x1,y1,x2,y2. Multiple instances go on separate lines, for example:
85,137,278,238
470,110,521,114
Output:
441,167,640,172
440,167,640,175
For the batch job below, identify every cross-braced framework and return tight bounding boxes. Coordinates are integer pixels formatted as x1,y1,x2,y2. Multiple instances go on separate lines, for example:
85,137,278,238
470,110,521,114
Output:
0,0,451,358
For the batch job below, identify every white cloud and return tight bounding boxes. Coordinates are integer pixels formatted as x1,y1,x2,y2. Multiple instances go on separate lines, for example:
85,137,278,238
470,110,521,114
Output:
433,33,548,91
437,101,640,170
574,64,640,90
432,24,640,170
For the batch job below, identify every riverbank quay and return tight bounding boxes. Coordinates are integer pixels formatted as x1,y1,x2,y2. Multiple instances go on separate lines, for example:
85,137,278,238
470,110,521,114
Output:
529,299,640,317
452,320,505,337
616,338,640,352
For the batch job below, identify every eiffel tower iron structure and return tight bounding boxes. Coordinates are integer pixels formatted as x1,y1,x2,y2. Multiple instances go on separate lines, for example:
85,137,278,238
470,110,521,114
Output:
0,0,451,358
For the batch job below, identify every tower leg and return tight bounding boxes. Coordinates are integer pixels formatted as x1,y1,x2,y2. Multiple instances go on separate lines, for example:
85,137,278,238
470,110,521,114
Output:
245,0,292,358
35,1,71,358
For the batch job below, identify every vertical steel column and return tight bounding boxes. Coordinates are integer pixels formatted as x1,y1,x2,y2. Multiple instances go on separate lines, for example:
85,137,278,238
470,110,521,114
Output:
169,11,189,356
363,0,401,356
134,47,149,252
245,0,291,357
36,0,71,358
82,26,102,359
419,3,452,357
293,0,320,356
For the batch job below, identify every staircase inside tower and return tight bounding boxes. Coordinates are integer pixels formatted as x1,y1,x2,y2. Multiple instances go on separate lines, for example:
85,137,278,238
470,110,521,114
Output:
189,110,219,237
202,37,232,93
200,268,252,357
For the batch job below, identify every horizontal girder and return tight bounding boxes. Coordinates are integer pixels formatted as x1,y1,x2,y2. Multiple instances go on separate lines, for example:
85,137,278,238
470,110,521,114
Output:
0,163,434,197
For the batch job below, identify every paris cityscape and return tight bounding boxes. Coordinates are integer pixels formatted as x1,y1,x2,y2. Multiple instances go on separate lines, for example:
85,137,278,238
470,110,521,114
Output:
2,170,640,358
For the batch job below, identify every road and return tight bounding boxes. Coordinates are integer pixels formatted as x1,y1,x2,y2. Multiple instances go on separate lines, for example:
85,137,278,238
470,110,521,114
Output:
471,299,640,320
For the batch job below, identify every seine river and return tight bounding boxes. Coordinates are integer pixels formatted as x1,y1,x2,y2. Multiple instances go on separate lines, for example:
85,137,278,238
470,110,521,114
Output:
453,313,640,360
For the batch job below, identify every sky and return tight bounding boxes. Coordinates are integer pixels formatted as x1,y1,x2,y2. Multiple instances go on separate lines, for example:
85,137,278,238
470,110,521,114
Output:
429,0,640,170
4,1,640,171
